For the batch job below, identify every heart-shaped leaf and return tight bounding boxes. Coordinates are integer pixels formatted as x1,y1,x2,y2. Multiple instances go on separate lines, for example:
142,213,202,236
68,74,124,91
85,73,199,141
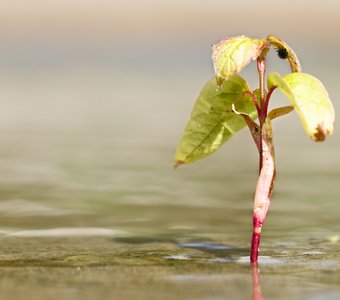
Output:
174,75,257,167
212,36,268,86
268,72,335,141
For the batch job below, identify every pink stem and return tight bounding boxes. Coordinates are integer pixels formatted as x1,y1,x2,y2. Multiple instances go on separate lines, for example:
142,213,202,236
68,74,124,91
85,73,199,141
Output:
243,90,261,116
261,87,277,120
257,57,266,107
250,118,276,263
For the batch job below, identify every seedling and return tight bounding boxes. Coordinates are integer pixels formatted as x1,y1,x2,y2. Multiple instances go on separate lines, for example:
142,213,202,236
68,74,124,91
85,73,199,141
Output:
174,35,335,263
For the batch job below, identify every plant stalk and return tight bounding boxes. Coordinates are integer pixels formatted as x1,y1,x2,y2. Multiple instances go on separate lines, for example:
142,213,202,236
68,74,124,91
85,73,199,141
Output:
250,118,276,263
257,56,266,171
257,56,266,108
250,56,276,263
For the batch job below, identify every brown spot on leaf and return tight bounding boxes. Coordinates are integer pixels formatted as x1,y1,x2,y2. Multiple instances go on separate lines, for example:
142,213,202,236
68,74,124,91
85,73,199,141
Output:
313,123,328,142
173,160,184,169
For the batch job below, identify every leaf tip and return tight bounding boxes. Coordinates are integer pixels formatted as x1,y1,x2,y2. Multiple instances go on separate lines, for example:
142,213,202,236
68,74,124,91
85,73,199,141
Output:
173,160,184,169
312,123,333,142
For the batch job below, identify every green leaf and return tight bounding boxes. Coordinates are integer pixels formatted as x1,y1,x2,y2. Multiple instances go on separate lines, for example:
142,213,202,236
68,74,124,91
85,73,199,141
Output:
267,35,302,73
174,75,257,167
212,36,268,86
268,106,294,121
267,71,291,92
268,72,335,141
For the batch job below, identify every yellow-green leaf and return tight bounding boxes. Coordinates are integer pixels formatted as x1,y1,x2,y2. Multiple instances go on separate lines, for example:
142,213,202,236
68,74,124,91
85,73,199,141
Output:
268,106,294,121
268,72,335,141
267,71,292,94
267,35,302,72
174,75,257,167
212,36,268,85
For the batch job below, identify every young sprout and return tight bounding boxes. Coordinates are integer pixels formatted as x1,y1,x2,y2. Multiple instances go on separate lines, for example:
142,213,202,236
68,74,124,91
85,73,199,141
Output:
174,35,335,263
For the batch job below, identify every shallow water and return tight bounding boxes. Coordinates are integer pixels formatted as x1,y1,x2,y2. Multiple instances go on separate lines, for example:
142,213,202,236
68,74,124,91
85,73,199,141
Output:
0,67,339,300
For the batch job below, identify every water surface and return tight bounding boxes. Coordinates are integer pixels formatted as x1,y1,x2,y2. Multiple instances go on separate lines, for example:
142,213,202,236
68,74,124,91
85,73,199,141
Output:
0,67,339,299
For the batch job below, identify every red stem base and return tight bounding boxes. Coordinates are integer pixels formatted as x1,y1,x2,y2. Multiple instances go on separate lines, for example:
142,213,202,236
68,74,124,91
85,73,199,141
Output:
250,231,261,263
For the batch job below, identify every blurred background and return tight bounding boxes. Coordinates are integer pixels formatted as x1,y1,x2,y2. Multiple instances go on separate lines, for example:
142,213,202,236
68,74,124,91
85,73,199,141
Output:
0,0,339,236
0,2,340,299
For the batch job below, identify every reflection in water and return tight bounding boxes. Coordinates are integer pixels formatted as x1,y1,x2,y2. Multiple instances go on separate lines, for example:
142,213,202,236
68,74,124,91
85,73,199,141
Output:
251,263,264,300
